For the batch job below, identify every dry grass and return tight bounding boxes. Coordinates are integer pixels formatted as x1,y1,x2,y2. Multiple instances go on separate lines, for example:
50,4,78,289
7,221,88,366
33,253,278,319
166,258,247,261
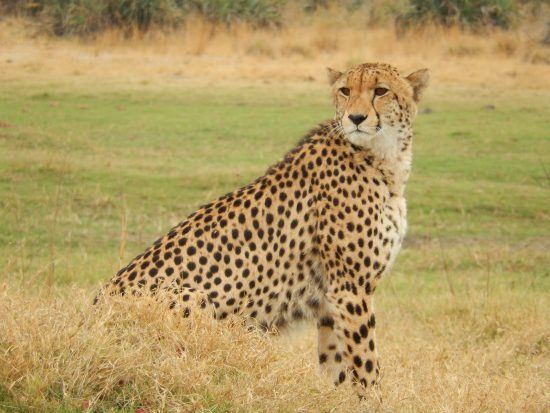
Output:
0,16,549,90
0,287,361,412
2,241,549,411
1,275,547,412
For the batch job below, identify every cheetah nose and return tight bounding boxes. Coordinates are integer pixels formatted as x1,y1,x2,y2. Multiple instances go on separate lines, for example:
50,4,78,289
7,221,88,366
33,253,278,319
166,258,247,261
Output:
348,113,367,126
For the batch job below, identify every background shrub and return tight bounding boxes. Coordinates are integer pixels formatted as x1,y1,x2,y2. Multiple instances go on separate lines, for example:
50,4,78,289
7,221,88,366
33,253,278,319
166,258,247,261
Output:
0,0,285,35
1,0,185,34
186,0,285,27
47,0,185,35
399,0,519,30
0,0,43,15
0,0,537,35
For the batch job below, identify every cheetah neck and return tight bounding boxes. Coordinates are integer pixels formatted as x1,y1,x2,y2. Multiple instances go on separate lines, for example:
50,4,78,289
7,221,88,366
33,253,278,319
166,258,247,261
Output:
350,130,413,196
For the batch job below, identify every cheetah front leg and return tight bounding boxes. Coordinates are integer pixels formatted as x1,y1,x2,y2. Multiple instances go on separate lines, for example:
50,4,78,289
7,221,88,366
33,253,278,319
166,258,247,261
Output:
322,292,380,397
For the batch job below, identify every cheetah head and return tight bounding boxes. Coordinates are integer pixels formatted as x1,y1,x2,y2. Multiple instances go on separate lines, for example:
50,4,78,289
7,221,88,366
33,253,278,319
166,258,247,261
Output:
327,62,429,153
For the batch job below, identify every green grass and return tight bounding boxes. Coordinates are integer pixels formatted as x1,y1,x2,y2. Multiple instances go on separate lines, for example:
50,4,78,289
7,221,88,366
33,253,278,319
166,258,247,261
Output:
0,81,548,290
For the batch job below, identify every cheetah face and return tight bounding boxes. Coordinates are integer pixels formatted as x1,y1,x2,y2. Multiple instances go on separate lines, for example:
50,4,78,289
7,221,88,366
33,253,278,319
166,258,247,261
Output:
327,63,429,149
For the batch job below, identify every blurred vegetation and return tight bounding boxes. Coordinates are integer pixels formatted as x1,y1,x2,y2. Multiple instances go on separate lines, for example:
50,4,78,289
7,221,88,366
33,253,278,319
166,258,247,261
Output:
0,0,545,35
399,0,519,30
0,0,285,34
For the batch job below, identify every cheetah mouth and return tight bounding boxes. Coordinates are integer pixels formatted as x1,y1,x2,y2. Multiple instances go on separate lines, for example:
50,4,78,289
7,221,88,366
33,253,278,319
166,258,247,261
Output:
344,126,387,147
346,128,378,139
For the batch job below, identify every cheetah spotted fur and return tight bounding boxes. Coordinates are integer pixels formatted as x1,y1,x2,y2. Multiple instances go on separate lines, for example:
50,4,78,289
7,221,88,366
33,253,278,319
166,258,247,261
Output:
97,62,429,395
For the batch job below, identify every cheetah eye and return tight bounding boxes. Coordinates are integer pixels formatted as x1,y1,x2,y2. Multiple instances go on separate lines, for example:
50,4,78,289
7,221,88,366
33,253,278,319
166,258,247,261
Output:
374,87,389,97
338,87,350,97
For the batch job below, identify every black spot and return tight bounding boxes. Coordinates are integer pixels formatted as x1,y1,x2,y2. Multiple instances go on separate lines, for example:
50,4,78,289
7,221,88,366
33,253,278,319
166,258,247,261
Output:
319,317,335,328
365,359,373,373
338,371,346,384
368,314,376,328
292,309,304,320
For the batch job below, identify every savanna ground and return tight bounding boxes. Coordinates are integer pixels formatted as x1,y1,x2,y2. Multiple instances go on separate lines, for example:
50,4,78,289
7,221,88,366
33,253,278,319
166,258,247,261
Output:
0,14,549,412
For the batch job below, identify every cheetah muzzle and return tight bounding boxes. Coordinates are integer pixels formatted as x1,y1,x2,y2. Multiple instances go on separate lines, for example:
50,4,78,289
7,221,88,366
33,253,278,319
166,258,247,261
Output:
96,62,429,397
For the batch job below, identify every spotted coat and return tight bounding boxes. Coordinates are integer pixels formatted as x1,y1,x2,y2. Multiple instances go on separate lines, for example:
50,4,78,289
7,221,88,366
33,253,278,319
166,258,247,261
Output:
97,62,429,395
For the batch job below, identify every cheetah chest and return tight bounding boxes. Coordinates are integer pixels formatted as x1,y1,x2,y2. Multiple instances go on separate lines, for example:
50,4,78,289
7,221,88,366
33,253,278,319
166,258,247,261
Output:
378,195,407,277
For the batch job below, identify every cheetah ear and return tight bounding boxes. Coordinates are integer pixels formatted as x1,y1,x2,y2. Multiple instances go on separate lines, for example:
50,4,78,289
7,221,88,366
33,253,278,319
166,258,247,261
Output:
406,68,429,102
327,68,343,86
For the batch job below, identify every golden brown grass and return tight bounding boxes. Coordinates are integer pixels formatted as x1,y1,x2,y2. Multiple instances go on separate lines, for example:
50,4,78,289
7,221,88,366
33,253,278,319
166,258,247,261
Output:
0,287,361,412
1,15,549,90
1,267,548,412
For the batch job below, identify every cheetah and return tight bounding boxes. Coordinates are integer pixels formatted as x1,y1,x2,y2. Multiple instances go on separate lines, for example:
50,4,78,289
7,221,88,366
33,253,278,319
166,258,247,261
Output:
97,62,429,395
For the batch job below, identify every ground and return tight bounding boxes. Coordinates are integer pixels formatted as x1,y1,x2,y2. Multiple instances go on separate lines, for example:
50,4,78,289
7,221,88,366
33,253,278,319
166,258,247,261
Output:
0,30,549,411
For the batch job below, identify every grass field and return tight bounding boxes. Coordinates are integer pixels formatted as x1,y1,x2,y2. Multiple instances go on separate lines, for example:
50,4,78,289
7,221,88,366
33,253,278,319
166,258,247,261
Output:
0,23,549,411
